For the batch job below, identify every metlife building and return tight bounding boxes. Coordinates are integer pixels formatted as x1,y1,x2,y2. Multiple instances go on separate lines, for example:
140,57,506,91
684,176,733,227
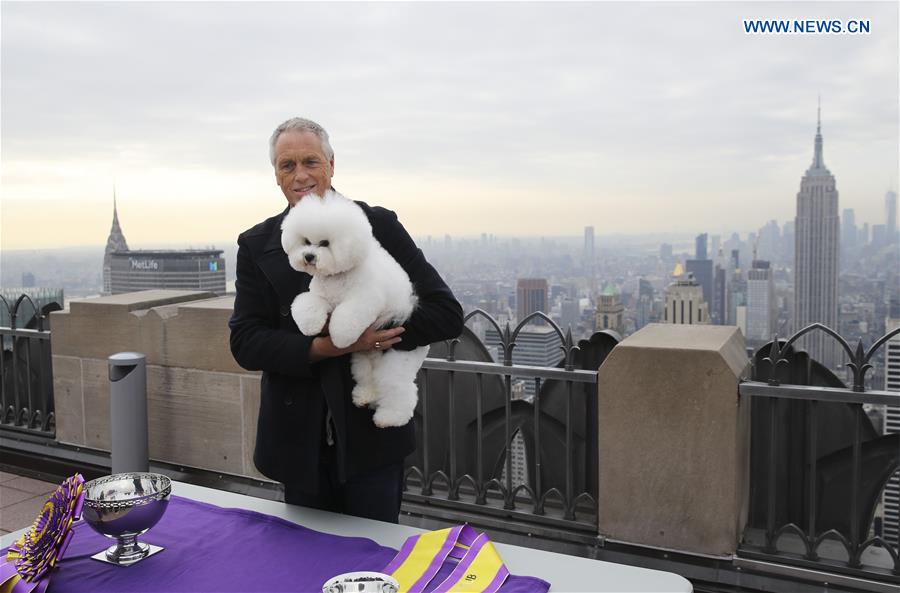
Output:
107,249,226,296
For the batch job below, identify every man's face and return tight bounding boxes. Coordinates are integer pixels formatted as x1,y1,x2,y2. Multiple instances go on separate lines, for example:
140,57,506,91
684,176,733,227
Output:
273,130,334,206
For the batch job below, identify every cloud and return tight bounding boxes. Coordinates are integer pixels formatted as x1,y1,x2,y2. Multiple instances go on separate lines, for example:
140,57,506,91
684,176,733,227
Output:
1,1,897,248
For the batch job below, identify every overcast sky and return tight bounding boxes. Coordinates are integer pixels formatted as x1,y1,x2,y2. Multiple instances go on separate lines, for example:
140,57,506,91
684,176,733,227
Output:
1,1,897,250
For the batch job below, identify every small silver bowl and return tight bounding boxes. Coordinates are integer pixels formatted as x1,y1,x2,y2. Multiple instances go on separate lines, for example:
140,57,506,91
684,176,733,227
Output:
82,473,171,566
322,572,399,593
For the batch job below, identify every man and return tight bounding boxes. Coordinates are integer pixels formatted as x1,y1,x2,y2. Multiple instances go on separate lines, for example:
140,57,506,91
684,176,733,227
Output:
229,118,463,523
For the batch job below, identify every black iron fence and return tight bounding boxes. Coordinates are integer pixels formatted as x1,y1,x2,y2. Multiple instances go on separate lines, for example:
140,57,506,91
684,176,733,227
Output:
0,293,59,437
403,310,618,543
739,323,900,584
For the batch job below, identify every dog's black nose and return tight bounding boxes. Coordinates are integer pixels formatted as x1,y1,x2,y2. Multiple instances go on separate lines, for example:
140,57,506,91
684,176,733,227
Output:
304,253,316,263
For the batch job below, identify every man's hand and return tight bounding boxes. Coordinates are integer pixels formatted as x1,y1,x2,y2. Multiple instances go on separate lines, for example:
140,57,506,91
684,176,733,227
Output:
352,324,405,353
309,324,404,362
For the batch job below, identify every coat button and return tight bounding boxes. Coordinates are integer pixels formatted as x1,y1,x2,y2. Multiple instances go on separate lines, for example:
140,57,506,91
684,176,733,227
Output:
280,305,290,317
284,397,293,406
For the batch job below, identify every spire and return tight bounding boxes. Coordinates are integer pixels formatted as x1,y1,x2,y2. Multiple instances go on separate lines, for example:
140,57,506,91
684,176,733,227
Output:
817,95,821,134
810,97,826,172
105,186,129,255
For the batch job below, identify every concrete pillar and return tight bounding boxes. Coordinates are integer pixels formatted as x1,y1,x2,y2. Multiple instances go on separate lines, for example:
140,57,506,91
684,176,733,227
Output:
598,323,749,556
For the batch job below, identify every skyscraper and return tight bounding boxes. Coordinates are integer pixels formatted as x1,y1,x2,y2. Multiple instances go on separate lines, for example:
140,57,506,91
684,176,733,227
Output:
886,190,898,244
695,233,708,261
595,284,624,335
686,233,713,312
713,261,727,325
516,278,549,324
636,278,655,330
103,193,130,295
685,259,713,309
664,271,709,325
882,300,900,550
746,260,776,344
584,226,597,296
842,208,857,250
107,249,226,295
102,194,226,297
793,104,840,368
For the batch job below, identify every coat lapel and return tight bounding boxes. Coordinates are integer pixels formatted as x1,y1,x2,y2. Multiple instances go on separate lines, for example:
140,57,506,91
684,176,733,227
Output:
257,208,311,308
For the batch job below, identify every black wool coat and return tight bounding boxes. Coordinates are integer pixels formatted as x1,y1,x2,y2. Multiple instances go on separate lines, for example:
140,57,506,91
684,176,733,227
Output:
229,200,463,492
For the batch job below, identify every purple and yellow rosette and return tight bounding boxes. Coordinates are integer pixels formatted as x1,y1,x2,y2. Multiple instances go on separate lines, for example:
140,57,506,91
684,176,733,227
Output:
0,474,85,593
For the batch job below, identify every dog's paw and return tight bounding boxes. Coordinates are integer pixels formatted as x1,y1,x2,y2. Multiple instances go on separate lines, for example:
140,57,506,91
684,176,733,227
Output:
291,296,327,336
352,383,377,407
372,406,413,428
296,315,326,336
328,317,363,349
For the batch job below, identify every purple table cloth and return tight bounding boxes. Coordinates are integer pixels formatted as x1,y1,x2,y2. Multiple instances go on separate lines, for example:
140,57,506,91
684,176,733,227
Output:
7,496,549,593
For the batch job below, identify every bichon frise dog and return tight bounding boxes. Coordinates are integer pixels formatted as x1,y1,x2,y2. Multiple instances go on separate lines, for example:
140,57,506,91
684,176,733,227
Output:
281,190,429,427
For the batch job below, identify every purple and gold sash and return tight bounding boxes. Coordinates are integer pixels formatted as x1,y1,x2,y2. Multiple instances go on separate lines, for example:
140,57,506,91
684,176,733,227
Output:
383,525,510,593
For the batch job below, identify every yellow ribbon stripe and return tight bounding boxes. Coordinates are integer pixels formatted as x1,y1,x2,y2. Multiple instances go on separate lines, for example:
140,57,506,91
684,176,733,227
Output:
0,574,21,593
441,539,505,593
390,528,453,591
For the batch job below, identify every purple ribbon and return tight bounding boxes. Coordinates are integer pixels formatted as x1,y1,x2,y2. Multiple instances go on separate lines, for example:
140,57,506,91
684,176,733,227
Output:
0,474,85,593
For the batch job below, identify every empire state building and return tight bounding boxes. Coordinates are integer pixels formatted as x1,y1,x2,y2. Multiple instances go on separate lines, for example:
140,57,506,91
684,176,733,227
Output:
793,105,840,369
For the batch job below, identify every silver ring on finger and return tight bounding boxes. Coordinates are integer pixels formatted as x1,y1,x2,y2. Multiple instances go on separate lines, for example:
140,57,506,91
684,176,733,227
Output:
374,341,381,350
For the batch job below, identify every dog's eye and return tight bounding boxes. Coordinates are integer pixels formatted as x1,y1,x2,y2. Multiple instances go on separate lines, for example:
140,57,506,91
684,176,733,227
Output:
319,240,330,247
303,238,311,246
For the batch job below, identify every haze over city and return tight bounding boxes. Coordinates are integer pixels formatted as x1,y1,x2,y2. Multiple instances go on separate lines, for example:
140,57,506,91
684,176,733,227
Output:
1,1,897,251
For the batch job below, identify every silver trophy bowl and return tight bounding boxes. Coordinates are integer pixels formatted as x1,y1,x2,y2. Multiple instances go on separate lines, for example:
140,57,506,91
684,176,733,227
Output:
82,473,171,566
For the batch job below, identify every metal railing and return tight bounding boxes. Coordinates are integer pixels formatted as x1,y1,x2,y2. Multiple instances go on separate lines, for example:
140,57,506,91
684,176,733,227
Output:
0,294,57,437
403,310,615,542
739,323,900,584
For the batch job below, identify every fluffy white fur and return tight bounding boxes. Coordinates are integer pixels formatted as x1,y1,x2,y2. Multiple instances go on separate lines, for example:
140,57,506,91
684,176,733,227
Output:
281,190,428,427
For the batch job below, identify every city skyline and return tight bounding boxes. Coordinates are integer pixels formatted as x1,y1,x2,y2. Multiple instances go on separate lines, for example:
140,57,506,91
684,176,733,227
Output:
1,2,898,250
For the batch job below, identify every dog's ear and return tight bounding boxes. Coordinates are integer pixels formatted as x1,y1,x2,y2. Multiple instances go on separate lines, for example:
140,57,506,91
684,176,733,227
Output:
280,210,303,254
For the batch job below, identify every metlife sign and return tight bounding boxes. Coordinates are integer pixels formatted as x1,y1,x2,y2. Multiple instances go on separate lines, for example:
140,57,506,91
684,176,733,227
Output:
130,259,159,271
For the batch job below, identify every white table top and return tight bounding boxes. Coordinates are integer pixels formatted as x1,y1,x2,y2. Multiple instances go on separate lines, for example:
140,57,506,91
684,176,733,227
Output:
1,480,692,593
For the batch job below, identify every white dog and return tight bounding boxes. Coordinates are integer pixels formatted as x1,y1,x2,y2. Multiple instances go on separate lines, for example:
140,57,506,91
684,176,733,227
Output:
281,190,429,428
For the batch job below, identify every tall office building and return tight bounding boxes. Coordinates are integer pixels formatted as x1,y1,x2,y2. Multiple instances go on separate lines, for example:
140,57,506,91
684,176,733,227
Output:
686,233,713,311
584,226,597,296
782,221,795,262
746,260,776,344
560,297,580,334
659,243,673,262
713,263,727,325
636,279,655,330
757,221,781,263
883,300,900,551
685,259,713,309
517,278,549,324
595,284,624,335
107,250,226,295
695,233,708,261
793,105,840,369
103,198,226,296
842,208,857,250
886,190,898,244
728,266,747,328
664,271,709,325
103,195,130,295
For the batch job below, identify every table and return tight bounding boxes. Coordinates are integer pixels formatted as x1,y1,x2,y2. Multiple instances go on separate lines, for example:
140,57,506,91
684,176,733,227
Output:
1,481,692,592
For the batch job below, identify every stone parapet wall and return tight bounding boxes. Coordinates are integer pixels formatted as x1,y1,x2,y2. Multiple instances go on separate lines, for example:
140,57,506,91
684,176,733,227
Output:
50,290,265,480
48,292,753,559
598,323,750,556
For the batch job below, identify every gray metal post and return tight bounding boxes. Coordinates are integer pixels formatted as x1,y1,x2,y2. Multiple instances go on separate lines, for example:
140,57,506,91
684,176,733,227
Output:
108,352,149,474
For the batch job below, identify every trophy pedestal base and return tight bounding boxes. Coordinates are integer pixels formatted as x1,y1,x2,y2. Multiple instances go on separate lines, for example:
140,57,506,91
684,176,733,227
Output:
91,543,164,566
